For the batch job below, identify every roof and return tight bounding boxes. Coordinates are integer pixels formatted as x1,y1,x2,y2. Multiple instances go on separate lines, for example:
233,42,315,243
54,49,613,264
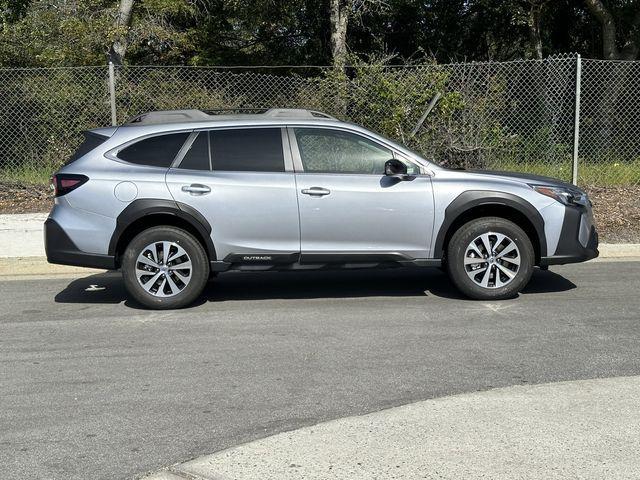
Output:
124,108,337,126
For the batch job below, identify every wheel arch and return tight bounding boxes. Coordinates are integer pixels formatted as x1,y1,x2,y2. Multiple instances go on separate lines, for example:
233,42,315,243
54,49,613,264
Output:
108,199,216,266
434,191,546,264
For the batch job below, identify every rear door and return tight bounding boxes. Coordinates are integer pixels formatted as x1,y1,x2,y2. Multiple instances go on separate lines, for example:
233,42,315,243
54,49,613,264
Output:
165,127,300,262
289,126,434,261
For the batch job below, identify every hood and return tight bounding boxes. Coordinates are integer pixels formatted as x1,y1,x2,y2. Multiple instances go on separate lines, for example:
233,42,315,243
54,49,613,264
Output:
463,169,581,192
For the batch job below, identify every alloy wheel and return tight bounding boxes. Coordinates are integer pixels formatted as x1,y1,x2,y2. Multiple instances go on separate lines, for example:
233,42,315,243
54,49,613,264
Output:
135,241,192,297
464,232,521,289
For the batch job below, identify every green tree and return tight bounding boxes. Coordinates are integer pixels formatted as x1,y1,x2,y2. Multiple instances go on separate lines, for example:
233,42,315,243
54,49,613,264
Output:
189,0,329,66
3,0,640,67
0,0,197,66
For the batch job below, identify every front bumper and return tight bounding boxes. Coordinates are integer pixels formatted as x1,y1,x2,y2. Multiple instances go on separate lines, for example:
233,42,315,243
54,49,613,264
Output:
539,204,599,266
44,218,116,269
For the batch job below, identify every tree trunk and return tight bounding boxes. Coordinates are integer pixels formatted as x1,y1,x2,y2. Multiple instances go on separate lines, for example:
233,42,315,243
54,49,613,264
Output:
109,0,135,65
583,0,631,60
329,0,350,70
528,2,544,60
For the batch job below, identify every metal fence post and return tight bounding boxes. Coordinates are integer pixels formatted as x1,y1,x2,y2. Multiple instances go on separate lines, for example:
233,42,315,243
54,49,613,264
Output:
108,62,117,126
572,54,582,185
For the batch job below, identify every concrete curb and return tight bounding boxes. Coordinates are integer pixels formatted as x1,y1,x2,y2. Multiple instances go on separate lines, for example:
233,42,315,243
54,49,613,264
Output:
0,253,638,279
142,376,640,480
598,243,640,258
0,248,639,278
0,257,104,278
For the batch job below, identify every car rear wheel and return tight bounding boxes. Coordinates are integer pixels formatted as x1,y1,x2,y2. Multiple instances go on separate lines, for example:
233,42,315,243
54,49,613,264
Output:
122,226,209,309
446,217,534,300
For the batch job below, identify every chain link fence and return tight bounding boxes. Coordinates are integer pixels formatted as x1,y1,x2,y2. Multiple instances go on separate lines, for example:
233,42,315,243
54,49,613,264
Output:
1,55,639,187
0,66,110,183
579,59,640,186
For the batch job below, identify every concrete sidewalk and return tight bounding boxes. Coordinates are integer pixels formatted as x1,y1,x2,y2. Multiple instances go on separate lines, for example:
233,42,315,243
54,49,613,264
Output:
0,214,104,276
0,213,47,258
144,376,640,480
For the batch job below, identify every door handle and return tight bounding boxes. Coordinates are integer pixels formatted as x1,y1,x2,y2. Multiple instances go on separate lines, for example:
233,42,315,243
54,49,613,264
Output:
181,184,211,195
301,187,331,196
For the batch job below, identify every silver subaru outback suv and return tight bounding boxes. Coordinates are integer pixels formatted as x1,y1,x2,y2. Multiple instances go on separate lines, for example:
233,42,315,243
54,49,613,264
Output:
45,108,598,309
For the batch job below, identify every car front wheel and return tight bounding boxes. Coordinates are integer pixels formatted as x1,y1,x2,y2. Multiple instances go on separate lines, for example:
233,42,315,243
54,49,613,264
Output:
121,226,209,309
446,217,534,300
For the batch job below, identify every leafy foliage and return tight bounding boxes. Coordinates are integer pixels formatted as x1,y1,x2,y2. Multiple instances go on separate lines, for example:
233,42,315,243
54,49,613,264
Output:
1,0,639,67
0,0,196,66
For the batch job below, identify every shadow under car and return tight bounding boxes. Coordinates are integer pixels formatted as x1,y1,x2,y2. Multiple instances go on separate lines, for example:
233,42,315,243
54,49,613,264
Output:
54,267,576,309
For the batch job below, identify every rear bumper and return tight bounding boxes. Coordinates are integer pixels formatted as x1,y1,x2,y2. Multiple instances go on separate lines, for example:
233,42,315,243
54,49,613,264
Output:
44,218,116,269
539,204,599,267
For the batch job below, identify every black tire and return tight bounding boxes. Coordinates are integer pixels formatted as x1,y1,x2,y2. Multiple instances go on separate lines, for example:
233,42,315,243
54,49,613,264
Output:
121,226,209,309
446,217,534,300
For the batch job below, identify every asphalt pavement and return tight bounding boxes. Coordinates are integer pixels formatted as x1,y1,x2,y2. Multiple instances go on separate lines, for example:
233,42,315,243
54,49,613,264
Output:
1,260,640,480
165,376,640,480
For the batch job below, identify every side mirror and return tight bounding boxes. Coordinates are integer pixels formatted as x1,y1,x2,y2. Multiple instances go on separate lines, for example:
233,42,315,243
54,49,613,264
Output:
384,159,409,178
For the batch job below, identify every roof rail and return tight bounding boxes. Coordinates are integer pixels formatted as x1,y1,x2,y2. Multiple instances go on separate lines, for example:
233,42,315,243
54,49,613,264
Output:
203,108,268,115
123,108,337,126
125,109,212,126
263,108,337,119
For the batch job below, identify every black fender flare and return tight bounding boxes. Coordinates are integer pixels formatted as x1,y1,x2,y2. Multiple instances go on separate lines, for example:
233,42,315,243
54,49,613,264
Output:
108,199,216,260
433,190,547,259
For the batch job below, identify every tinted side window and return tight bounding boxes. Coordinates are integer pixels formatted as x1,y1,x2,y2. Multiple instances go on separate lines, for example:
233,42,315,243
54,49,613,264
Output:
294,128,391,174
211,128,284,172
178,132,210,171
118,132,189,167
65,132,107,165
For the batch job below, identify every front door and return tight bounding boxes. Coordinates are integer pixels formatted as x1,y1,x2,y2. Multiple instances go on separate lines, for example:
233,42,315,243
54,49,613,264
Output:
289,127,434,262
166,127,300,262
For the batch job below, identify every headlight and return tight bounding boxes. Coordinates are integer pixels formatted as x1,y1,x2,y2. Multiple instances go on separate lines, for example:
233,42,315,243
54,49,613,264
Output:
530,184,590,207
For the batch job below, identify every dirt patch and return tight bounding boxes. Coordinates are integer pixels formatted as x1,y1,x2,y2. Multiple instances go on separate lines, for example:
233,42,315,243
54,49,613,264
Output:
1,181,639,243
0,181,53,214
586,185,640,243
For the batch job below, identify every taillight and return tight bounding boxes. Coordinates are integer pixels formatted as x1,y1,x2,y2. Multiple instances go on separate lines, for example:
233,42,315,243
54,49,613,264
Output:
50,174,88,197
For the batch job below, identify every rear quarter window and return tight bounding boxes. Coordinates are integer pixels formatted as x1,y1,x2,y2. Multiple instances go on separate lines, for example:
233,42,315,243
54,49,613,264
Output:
118,132,189,168
65,132,108,165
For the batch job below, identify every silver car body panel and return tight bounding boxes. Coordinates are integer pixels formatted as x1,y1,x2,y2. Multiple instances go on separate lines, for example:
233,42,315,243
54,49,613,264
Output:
286,125,434,258
294,172,434,258
428,169,564,256
166,170,300,259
